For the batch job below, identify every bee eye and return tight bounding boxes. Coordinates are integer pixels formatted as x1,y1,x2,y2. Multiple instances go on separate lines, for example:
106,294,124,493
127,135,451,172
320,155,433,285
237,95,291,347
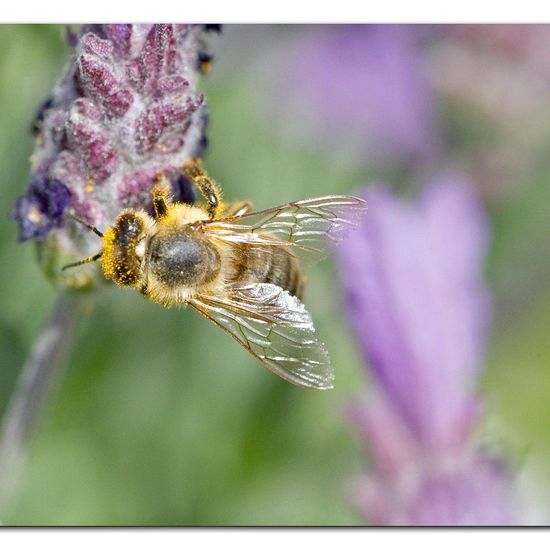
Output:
114,212,144,245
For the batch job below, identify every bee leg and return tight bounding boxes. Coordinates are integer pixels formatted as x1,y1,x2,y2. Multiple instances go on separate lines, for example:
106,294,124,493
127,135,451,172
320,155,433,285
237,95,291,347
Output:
151,173,174,219
182,158,222,220
221,200,253,217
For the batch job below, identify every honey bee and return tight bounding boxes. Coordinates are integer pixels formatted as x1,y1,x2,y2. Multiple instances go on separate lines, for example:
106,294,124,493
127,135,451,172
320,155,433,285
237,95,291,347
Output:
63,159,367,389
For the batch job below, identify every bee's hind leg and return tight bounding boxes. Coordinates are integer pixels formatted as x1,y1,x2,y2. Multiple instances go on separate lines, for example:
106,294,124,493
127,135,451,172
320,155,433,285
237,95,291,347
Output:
182,158,223,220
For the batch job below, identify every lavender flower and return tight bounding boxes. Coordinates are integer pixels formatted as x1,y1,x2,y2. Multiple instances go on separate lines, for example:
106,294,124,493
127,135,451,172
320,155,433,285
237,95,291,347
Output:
337,179,516,525
11,24,214,286
286,25,439,166
11,168,71,242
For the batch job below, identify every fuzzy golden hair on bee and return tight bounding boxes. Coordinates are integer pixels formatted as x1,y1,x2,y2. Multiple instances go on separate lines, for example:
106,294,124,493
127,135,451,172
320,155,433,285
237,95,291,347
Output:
101,211,153,288
61,160,368,390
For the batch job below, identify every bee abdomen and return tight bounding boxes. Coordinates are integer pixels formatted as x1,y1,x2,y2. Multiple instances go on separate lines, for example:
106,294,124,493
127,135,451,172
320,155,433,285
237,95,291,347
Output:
264,248,304,299
231,245,304,300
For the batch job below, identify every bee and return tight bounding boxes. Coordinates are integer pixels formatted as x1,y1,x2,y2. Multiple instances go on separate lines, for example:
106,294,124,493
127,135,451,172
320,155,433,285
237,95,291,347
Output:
63,159,367,389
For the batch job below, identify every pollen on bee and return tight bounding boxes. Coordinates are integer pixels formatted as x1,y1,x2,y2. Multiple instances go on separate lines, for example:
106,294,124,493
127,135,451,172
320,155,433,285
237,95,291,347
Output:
85,177,96,194
135,240,146,258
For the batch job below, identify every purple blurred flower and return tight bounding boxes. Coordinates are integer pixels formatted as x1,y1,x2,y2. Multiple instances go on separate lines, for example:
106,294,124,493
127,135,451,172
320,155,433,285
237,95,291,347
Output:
12,24,215,285
287,25,439,166
11,167,71,241
337,179,516,525
340,179,490,450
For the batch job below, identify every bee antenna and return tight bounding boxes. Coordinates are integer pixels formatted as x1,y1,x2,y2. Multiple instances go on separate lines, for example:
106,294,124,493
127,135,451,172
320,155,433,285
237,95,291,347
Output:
68,213,103,238
61,252,102,271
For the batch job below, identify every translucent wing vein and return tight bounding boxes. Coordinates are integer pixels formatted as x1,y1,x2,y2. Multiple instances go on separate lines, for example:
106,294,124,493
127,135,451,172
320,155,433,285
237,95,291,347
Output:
205,195,367,266
190,283,334,390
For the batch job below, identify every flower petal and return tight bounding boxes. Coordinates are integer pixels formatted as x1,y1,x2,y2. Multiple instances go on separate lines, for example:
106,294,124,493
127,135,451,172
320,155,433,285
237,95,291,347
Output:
337,178,490,450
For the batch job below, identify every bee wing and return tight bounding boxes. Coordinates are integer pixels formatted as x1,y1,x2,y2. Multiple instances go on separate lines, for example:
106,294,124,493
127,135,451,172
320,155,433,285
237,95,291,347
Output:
190,283,334,390
204,195,367,266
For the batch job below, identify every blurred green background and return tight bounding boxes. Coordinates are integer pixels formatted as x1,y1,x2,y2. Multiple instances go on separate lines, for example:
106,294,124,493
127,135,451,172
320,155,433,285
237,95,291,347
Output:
1,24,550,525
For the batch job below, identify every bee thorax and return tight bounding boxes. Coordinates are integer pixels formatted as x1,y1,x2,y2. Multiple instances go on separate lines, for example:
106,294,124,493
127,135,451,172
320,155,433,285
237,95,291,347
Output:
148,231,220,288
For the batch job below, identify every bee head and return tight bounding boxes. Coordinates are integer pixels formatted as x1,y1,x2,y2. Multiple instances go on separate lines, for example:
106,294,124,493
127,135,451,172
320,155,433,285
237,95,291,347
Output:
101,211,148,287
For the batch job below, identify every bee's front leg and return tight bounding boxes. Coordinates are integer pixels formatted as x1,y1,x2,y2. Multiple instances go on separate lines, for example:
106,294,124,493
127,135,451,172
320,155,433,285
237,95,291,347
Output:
151,173,174,219
182,158,223,220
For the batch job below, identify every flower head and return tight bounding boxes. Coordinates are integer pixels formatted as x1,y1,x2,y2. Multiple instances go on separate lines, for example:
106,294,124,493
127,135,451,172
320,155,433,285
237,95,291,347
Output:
337,178,516,525
12,24,214,286
286,25,439,166
339,179,490,450
347,395,515,526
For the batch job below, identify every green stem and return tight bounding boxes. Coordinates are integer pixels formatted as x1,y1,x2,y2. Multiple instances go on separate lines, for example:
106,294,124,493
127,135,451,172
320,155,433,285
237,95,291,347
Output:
0,293,87,512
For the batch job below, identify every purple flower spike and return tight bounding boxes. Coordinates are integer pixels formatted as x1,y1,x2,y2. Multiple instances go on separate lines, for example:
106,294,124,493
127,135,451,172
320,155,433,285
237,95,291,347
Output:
349,446,515,526
337,178,516,525
287,25,439,165
338,178,490,450
406,456,514,526
12,24,214,283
